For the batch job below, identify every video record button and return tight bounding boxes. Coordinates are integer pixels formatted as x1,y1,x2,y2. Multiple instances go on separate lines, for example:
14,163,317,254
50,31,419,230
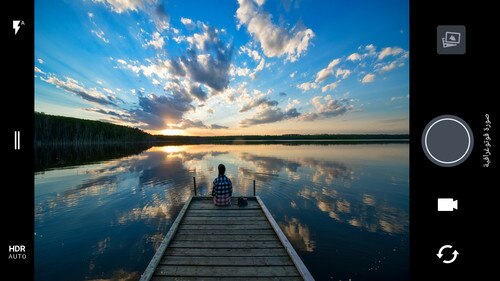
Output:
422,115,473,167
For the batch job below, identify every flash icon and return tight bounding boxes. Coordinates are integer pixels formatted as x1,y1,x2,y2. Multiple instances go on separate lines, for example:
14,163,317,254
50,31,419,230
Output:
438,198,458,212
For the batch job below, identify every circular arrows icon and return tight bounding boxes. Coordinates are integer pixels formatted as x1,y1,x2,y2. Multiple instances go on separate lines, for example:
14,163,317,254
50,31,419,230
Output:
437,245,459,264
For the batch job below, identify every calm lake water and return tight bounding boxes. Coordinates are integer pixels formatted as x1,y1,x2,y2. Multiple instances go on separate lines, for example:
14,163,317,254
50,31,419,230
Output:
35,143,409,280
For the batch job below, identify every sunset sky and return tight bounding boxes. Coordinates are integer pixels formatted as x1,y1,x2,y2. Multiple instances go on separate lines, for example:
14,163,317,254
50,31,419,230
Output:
35,0,409,136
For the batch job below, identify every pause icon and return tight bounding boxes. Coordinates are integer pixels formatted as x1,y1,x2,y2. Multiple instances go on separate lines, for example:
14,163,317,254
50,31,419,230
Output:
14,131,20,150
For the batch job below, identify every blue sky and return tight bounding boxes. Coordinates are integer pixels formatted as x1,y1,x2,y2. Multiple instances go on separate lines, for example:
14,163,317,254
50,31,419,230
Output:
35,0,409,135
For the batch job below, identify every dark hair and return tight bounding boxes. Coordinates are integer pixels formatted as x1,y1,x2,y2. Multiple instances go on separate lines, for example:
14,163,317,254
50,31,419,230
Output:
218,164,226,175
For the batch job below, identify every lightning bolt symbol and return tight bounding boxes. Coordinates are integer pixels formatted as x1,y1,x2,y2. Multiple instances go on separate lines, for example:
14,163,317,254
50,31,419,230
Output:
13,20,21,35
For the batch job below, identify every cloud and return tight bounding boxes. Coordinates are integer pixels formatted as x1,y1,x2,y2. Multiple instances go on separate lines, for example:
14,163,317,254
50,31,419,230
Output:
335,68,351,79
286,99,300,110
298,82,318,92
240,106,300,127
346,53,361,61
230,65,251,77
91,29,109,43
180,26,233,91
210,124,229,129
321,82,338,93
129,93,193,130
315,58,341,83
290,71,297,78
37,58,44,64
41,75,117,106
236,0,314,62
180,17,195,29
169,119,229,130
378,47,404,60
240,97,279,112
92,0,146,13
361,73,375,84
188,83,208,101
379,62,398,73
390,95,409,102
279,92,287,97
254,0,266,6
35,66,45,74
88,11,110,43
299,96,352,121
239,46,261,62
249,58,265,79
93,0,169,31
146,32,165,49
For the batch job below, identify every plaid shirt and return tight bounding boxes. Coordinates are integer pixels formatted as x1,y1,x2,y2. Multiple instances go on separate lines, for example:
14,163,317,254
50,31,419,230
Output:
212,175,232,206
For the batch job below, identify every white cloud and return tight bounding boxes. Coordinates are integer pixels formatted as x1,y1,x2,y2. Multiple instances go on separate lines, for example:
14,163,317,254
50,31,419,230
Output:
321,82,338,93
91,29,110,43
230,65,251,77
390,95,409,102
298,82,318,92
41,75,116,106
117,59,127,65
286,98,300,110
180,17,195,29
37,58,44,64
365,44,376,55
236,0,314,62
361,73,375,84
315,58,341,83
240,46,261,62
290,71,297,78
335,68,351,79
249,58,265,79
92,0,145,14
378,47,404,60
147,32,165,49
380,62,398,73
346,53,361,61
254,0,266,6
35,66,45,74
299,95,352,121
103,88,115,94
97,80,104,85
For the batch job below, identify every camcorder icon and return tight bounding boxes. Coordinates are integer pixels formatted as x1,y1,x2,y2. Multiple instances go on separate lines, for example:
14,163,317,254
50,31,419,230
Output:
438,198,458,212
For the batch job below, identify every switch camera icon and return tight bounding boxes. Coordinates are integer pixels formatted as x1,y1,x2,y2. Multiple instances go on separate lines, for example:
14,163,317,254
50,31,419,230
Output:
438,198,458,212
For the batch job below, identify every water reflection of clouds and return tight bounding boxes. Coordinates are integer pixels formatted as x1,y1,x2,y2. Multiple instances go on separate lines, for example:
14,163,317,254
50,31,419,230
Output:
35,144,408,280
280,217,316,253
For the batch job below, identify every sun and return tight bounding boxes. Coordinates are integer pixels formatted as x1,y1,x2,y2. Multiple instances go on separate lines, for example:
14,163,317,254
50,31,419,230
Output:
158,129,187,136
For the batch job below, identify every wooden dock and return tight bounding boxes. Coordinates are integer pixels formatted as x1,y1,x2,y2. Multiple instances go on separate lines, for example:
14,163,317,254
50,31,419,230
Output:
140,196,314,281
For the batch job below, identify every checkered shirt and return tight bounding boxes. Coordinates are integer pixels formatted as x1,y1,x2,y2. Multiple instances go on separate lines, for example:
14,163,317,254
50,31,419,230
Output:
212,175,232,206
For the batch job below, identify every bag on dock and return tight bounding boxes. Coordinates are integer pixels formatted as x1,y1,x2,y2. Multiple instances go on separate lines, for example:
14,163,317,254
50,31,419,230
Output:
237,196,248,207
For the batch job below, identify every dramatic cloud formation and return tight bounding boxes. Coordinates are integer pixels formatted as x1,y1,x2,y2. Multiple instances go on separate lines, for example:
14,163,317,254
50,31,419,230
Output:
239,97,279,113
300,96,352,121
236,0,314,62
240,106,300,127
41,75,117,106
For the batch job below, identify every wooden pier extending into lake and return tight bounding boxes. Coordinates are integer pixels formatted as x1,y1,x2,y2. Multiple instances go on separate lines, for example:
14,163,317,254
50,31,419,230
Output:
140,196,314,281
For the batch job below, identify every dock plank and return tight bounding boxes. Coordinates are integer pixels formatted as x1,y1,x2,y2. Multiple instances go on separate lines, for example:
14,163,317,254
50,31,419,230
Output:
173,234,277,241
165,248,289,257
178,223,271,230
154,265,300,277
175,229,276,235
169,240,283,249
159,256,293,266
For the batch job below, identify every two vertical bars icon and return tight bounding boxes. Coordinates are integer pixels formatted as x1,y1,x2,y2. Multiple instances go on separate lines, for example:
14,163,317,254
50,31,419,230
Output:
14,131,20,150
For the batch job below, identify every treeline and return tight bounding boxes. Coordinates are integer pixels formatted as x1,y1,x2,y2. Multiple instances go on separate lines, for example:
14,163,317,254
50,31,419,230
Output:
35,112,152,145
154,133,409,143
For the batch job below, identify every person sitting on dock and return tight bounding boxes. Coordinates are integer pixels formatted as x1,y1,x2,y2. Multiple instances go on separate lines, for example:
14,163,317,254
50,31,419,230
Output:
212,164,233,206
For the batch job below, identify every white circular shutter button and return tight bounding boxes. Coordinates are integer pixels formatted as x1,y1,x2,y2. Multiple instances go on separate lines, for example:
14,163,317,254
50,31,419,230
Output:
422,115,473,167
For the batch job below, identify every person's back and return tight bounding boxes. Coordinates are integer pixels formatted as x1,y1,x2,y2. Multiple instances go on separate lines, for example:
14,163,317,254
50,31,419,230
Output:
212,164,232,206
